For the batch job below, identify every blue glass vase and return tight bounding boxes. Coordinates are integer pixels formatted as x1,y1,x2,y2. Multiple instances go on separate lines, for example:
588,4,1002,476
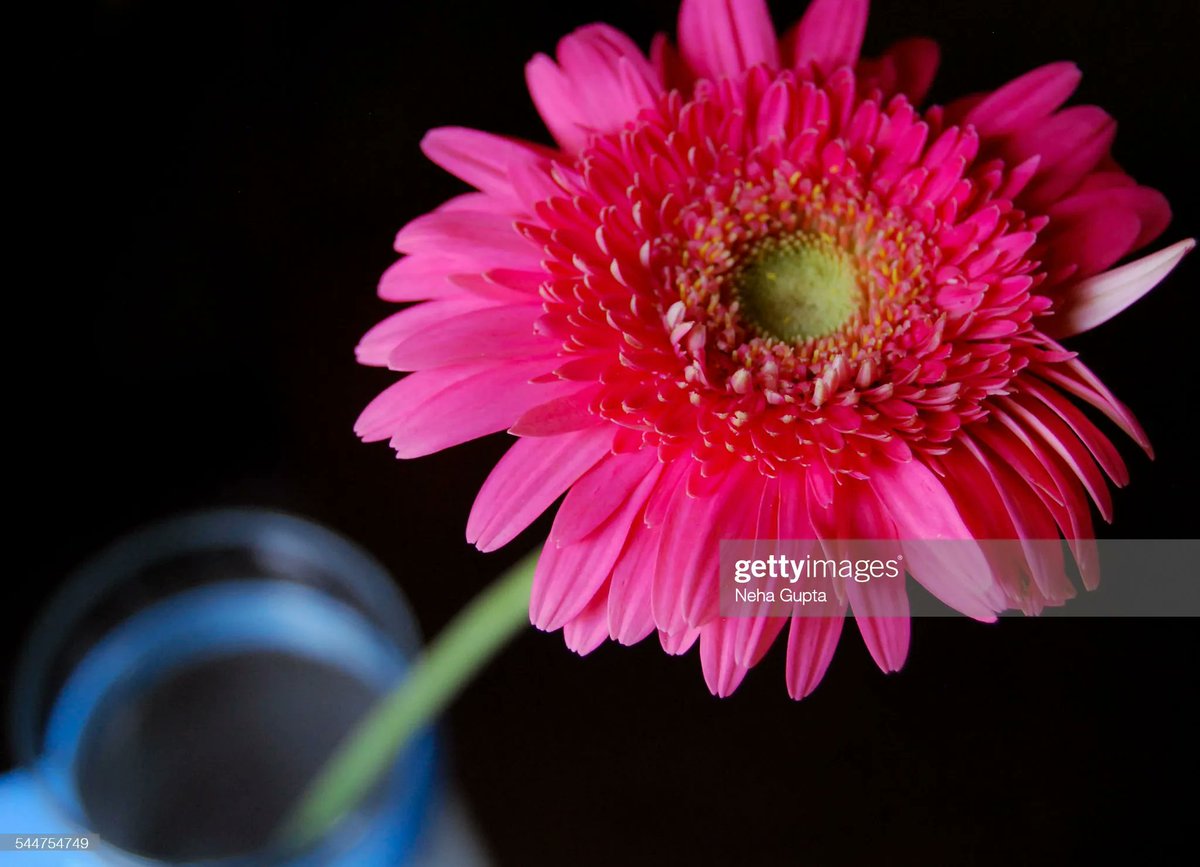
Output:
0,510,445,866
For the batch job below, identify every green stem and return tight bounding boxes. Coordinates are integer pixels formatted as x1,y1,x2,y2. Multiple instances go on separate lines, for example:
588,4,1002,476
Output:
277,550,537,849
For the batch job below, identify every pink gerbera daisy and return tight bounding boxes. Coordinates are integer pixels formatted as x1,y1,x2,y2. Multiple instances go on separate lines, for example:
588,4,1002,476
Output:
355,0,1193,698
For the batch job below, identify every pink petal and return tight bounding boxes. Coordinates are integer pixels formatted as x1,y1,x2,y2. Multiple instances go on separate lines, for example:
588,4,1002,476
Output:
847,575,910,673
378,256,466,302
970,419,1066,507
964,62,1081,136
482,269,549,295
1007,106,1116,209
1046,186,1171,260
553,449,662,548
641,457,690,528
607,520,664,645
775,465,818,538
732,616,787,671
788,0,867,75
1018,378,1128,487
445,273,537,304
755,79,793,143
654,463,760,631
355,365,483,443
531,467,661,631
784,608,847,699
432,191,512,214
1043,205,1142,283
467,425,614,553
728,480,788,668
659,626,701,656
562,578,613,656
1000,396,1113,523
882,37,940,105
699,625,742,695
358,356,567,458
650,31,691,91
530,531,618,634
420,127,556,199
506,151,567,205
868,459,962,541
356,298,490,367
988,407,1100,589
823,482,911,672
386,304,547,370
699,616,782,698
870,459,1004,621
509,387,601,437
525,55,589,153
393,210,539,270
526,25,662,153
1031,357,1151,457
678,0,779,81
956,437,1074,607
1048,239,1194,338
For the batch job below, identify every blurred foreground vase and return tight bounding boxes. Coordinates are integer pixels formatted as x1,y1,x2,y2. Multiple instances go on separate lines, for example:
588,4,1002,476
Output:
0,509,479,866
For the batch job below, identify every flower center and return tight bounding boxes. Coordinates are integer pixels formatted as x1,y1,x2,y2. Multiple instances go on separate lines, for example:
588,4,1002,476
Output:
731,233,863,343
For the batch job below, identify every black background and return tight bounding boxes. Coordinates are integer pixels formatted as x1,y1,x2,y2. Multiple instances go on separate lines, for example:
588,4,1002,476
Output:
10,1,1198,864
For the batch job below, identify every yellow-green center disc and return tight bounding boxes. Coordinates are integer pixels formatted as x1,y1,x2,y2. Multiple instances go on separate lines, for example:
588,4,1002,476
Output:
733,234,862,343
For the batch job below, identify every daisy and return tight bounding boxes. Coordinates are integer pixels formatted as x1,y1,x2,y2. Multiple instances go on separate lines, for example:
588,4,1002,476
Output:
355,0,1193,698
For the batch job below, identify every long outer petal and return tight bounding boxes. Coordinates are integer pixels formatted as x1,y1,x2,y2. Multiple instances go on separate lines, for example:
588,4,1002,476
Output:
468,425,614,552
1048,239,1194,338
789,0,868,75
678,0,779,81
964,62,1081,136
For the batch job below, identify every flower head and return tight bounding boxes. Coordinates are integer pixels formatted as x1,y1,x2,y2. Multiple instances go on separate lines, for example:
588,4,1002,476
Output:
356,0,1193,697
